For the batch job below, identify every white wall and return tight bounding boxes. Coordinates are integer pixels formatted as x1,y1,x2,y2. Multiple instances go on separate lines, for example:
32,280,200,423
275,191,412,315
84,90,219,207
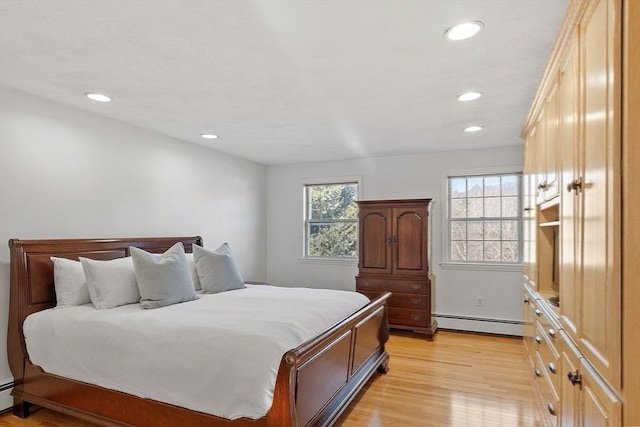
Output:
266,147,524,335
0,86,267,410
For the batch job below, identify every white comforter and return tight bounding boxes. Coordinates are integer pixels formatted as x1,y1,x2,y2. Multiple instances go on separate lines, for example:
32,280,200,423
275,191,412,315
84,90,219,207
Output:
23,285,369,420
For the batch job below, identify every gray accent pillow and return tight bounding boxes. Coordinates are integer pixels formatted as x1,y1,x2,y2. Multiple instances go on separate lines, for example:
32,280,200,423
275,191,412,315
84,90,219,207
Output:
130,242,198,309
193,243,245,294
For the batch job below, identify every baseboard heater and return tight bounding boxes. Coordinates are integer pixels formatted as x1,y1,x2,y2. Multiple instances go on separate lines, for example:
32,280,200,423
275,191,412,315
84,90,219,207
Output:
0,381,13,393
434,313,522,325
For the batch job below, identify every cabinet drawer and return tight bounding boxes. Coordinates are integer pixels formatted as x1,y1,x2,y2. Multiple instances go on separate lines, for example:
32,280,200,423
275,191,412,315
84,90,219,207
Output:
536,322,560,395
535,352,560,426
534,306,560,352
388,308,428,327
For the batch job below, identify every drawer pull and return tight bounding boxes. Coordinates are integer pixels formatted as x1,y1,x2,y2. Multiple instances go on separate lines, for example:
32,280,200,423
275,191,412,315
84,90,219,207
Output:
410,314,422,321
535,336,542,344
523,297,530,304
411,283,423,290
547,403,557,416
534,369,542,378
411,298,423,305
547,328,556,338
567,371,582,387
534,309,542,316
548,362,557,374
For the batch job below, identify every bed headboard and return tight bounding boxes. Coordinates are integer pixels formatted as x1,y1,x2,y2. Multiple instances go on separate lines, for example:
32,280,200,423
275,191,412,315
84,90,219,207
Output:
7,236,202,384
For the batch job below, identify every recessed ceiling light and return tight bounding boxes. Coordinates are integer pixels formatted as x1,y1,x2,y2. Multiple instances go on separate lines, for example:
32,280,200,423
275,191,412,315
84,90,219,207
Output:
445,21,484,41
85,92,111,102
464,125,484,132
201,134,219,139
457,91,483,101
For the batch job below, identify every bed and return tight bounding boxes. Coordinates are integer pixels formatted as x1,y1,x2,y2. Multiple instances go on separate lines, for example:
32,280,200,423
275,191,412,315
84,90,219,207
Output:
7,236,390,427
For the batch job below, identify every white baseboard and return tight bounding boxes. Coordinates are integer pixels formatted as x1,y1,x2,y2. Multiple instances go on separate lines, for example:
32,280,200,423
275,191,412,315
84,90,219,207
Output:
0,384,13,413
434,314,523,336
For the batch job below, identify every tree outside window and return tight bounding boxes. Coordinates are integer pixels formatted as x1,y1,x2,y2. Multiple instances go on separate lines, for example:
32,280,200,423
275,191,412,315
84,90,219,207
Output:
448,174,521,263
304,182,358,258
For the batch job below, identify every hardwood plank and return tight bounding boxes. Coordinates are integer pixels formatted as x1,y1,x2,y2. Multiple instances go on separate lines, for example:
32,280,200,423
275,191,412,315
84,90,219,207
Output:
0,331,543,426
338,331,543,427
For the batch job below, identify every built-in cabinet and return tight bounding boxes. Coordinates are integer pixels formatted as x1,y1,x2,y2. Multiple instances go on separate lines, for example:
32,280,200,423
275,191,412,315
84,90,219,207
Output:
355,199,436,340
521,0,638,425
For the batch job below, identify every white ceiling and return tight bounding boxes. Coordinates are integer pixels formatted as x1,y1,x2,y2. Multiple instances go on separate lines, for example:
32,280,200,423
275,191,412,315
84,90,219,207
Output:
0,0,568,165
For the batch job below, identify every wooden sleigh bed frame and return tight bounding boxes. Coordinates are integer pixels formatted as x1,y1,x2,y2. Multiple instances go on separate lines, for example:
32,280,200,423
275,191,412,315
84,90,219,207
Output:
7,236,390,427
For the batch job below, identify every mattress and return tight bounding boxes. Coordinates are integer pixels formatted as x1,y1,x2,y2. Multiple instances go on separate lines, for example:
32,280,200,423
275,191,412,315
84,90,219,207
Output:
23,284,369,420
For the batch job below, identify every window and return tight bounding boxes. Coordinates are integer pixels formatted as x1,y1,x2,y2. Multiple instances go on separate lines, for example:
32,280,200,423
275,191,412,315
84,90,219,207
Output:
304,182,358,258
447,173,521,263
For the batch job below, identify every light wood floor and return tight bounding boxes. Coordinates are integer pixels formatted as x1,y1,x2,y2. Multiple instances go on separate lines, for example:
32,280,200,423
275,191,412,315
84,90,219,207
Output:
0,331,543,427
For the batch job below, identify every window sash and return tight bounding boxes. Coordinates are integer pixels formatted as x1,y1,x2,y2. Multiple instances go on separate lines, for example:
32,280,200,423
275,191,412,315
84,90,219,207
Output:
303,182,358,258
447,173,522,264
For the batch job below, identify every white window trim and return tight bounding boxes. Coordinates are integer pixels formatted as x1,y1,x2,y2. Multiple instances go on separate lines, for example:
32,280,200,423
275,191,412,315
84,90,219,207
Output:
440,165,524,272
300,175,362,264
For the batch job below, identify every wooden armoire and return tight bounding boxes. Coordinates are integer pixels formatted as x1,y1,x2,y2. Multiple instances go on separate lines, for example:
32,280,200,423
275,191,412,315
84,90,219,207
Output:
355,199,436,340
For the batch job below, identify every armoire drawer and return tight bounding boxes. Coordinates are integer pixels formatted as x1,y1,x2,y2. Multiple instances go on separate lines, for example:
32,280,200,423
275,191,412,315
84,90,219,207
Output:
356,278,389,292
357,291,428,310
356,278,429,295
389,293,427,309
388,308,428,327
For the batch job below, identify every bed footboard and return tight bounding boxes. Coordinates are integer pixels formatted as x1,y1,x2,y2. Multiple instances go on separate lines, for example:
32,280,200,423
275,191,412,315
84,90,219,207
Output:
267,292,390,427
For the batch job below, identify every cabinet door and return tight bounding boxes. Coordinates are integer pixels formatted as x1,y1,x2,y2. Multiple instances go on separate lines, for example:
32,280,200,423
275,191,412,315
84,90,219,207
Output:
523,140,538,286
578,358,621,427
558,31,580,339
560,332,582,427
392,205,428,275
534,116,547,204
561,332,621,427
575,0,621,389
543,80,560,200
358,205,392,274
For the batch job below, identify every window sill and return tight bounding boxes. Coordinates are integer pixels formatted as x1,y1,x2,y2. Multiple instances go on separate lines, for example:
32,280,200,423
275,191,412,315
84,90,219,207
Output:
439,262,523,272
298,257,358,266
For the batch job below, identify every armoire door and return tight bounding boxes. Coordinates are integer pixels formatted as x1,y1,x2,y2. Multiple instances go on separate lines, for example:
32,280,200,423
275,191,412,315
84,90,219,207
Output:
358,205,392,274
392,205,429,275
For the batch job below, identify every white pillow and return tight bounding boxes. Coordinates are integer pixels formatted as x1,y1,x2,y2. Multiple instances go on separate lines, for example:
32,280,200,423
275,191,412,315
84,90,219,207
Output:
193,243,245,294
80,256,140,310
51,257,91,307
185,253,201,291
130,242,198,309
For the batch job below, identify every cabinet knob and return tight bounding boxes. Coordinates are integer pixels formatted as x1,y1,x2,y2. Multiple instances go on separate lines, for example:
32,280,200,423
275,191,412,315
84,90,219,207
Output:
547,328,556,338
534,369,542,378
548,362,557,374
566,177,583,193
523,297,530,304
547,403,557,416
537,181,548,190
567,371,582,387
535,336,542,344
534,309,542,317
